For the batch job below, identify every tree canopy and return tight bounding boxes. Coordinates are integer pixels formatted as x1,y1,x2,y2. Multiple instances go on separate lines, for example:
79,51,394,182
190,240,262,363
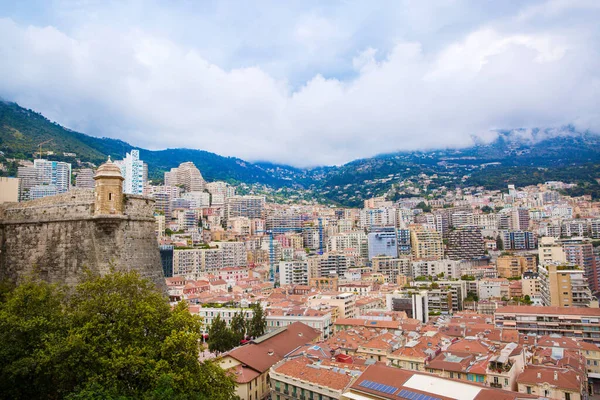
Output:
0,271,237,400
247,303,266,339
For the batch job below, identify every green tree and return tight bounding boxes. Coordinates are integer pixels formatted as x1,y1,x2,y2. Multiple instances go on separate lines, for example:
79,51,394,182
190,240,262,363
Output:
208,314,236,354
496,235,504,251
247,303,266,339
0,279,67,399
0,271,237,400
416,201,432,213
230,311,246,343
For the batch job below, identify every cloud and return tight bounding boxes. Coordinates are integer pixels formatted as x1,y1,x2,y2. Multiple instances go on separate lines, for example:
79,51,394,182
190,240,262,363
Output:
0,0,599,167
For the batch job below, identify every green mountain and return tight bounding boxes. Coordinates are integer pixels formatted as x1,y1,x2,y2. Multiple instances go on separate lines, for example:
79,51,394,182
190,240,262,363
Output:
0,101,292,185
2,100,600,206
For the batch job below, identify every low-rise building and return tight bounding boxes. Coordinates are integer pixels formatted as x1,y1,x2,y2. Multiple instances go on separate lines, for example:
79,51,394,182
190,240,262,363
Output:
217,322,320,400
494,305,600,345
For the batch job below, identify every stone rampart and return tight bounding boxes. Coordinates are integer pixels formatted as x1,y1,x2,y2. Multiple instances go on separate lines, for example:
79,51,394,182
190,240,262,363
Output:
0,190,165,291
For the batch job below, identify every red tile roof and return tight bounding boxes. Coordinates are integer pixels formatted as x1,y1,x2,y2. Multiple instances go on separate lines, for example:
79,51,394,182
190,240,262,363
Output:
516,365,583,391
224,322,320,375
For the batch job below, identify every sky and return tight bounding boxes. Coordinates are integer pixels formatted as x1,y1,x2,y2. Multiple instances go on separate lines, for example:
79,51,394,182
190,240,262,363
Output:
0,0,599,167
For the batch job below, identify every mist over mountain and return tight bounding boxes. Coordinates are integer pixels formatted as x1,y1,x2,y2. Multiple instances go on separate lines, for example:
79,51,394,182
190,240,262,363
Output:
1,101,599,206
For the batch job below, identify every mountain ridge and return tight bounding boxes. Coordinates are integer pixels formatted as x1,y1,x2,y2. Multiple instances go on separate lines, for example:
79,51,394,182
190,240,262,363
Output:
2,100,600,206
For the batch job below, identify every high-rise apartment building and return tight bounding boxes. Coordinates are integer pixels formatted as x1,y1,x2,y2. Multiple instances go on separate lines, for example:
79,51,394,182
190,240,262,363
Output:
205,181,235,205
226,195,266,220
511,207,530,230
562,239,599,295
16,165,40,200
539,237,567,265
538,264,593,307
327,231,368,259
410,226,444,261
446,226,485,260
164,162,205,192
279,261,309,286
450,210,474,228
367,227,398,260
500,230,537,250
33,159,72,194
497,255,537,278
75,168,95,189
17,160,71,200
316,252,355,278
29,185,58,200
396,228,411,255
115,150,145,195
372,256,411,283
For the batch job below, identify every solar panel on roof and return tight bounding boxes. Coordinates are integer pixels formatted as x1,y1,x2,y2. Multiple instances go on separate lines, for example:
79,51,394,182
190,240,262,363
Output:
398,389,441,400
359,379,398,395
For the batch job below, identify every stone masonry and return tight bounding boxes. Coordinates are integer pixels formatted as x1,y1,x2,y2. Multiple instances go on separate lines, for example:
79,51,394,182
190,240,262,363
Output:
0,162,165,291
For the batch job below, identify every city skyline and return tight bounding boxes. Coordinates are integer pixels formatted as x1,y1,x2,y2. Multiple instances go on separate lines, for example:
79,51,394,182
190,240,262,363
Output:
1,1,599,166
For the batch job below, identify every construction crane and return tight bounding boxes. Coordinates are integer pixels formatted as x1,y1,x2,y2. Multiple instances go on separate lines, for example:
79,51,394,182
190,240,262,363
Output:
37,139,53,159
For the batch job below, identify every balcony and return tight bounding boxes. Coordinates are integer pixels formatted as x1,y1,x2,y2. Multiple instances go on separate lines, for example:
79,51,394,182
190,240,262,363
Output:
490,382,503,389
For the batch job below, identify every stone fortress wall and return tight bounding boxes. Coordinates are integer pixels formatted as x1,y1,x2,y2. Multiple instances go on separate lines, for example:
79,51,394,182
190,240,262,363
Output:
0,172,165,291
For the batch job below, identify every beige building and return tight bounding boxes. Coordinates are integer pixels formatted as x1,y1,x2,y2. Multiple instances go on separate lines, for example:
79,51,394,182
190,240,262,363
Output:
217,322,320,400
164,161,205,192
497,255,536,278
516,366,584,400
521,274,541,298
539,236,567,265
372,256,411,283
0,177,19,203
308,292,357,321
410,226,444,261
539,264,593,307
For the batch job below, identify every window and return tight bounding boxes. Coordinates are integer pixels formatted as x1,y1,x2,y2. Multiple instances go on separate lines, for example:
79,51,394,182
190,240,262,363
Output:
493,377,499,384
109,193,112,200
526,386,532,394
249,381,252,390
450,372,454,378
504,378,509,387
565,393,571,400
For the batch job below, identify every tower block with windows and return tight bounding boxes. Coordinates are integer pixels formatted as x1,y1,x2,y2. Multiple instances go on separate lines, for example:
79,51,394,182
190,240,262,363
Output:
94,157,125,215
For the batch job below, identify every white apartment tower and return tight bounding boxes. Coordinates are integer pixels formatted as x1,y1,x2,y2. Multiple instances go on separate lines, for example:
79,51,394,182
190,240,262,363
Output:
115,150,145,195
33,159,72,194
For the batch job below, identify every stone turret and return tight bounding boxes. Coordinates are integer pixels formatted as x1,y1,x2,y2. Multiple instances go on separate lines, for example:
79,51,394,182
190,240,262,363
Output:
94,157,124,215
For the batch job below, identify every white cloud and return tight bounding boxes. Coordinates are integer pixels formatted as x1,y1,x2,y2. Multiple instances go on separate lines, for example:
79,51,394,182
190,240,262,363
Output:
0,0,599,167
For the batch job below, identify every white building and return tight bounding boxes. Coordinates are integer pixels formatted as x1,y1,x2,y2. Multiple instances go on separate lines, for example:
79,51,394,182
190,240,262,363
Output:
212,241,247,268
279,261,309,286
32,159,72,195
182,191,211,208
115,150,145,195
266,308,333,340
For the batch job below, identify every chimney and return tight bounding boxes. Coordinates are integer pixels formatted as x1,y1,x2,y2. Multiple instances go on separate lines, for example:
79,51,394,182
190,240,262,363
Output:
554,371,558,381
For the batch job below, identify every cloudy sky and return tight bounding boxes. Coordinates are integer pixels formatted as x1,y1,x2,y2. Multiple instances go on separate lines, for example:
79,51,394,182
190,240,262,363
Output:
0,0,599,167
